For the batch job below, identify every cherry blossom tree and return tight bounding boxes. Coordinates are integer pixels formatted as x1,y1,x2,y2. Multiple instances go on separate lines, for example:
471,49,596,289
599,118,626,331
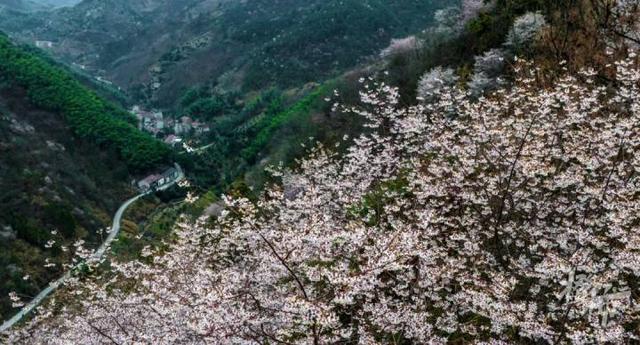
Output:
461,0,493,24
467,11,546,98
505,12,547,52
468,48,508,96
379,36,422,59
4,51,640,344
416,66,459,102
430,0,492,39
584,0,640,51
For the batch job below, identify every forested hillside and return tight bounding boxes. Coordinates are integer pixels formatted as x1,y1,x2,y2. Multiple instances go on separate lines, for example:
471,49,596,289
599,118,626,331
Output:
0,0,45,12
0,0,76,11
0,34,170,171
0,0,456,193
0,0,452,106
0,0,455,193
0,33,170,320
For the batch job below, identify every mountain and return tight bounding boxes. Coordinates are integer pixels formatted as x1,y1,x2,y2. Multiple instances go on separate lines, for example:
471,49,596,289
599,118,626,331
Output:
0,0,46,12
0,33,168,319
2,0,638,343
0,0,455,194
4,1,640,342
0,0,452,107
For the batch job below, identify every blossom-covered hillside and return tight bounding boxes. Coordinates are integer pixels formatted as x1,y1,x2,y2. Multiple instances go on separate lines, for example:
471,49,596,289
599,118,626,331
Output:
6,45,640,343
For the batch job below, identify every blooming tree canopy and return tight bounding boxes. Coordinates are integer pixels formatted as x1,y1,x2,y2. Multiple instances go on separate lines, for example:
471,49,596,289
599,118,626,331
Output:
430,0,492,38
505,12,547,51
4,51,640,344
461,0,491,24
379,36,422,59
417,66,459,102
468,48,508,96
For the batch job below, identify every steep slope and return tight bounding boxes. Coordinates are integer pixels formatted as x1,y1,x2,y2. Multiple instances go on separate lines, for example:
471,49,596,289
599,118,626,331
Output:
5,0,640,341
0,0,452,106
0,35,170,171
0,34,168,319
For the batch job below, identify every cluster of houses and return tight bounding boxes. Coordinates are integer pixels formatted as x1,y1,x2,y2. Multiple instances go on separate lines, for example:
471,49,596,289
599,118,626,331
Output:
131,106,210,145
131,106,166,135
137,166,180,192
174,116,211,136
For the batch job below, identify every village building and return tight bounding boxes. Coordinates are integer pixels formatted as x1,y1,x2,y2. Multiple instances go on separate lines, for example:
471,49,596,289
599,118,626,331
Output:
181,116,193,126
163,135,183,147
131,107,165,134
154,112,165,130
137,167,180,191
192,121,211,135
159,167,179,185
174,123,185,135
137,174,162,191
174,116,193,135
130,106,209,140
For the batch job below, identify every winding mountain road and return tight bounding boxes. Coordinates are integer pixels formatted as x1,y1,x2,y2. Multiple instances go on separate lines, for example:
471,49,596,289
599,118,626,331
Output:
0,164,184,333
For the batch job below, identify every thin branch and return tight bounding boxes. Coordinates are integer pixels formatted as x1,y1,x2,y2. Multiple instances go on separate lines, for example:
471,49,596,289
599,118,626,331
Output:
86,320,121,345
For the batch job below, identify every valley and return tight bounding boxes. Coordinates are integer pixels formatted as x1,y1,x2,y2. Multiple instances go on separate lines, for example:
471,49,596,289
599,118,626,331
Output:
2,0,640,343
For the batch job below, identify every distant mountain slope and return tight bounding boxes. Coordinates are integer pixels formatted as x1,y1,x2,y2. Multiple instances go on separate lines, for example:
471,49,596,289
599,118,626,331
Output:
29,0,79,7
0,0,452,106
0,0,47,12
0,0,77,12
0,34,165,319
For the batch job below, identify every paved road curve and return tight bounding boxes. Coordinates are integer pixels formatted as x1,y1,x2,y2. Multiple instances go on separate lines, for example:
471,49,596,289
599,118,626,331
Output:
0,164,184,333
